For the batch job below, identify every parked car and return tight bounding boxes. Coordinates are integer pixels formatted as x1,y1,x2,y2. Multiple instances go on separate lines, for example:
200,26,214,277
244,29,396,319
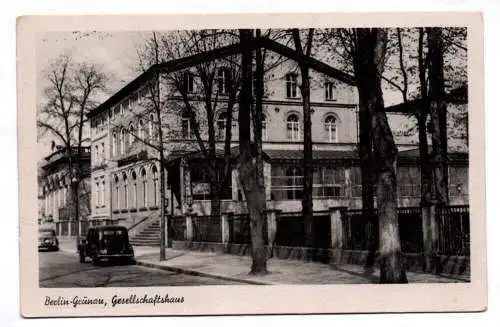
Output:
38,228,59,251
78,226,135,265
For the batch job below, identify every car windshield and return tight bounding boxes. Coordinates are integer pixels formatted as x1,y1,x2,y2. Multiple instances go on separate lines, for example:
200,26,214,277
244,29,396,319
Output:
100,229,128,241
39,229,55,237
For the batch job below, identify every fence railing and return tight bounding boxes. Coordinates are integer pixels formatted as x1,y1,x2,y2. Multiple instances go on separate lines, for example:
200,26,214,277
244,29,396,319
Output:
228,214,268,245
192,215,222,243
436,205,470,255
170,216,186,241
276,211,331,248
341,205,469,256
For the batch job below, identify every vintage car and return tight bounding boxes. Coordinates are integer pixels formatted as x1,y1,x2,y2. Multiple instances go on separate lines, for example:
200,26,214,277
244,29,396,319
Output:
38,228,59,251
78,226,135,265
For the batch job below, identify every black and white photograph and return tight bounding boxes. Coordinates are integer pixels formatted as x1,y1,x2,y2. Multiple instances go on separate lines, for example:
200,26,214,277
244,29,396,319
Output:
18,13,486,317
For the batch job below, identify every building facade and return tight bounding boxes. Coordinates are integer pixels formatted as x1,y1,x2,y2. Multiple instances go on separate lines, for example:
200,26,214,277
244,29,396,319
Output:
38,146,91,235
86,52,469,233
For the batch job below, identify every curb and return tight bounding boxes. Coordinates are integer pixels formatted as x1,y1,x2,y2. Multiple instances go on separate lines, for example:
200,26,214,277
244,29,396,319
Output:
136,260,272,285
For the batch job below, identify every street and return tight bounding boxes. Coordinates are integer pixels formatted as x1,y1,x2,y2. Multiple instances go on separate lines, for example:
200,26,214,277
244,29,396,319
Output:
39,250,244,287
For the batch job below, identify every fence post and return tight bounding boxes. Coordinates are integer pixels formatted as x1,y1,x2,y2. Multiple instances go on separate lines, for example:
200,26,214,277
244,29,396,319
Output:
221,212,231,247
266,209,279,257
422,202,438,273
185,211,193,246
330,206,346,264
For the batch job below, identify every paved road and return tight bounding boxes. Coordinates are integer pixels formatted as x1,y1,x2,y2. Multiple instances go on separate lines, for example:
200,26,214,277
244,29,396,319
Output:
39,250,244,287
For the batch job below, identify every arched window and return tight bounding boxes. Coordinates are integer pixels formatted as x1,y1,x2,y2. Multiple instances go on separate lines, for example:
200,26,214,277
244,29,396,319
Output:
286,113,300,141
101,181,105,208
114,175,120,209
181,112,192,139
152,166,158,206
131,171,137,209
324,115,338,142
138,119,144,139
148,114,154,140
141,168,147,207
120,128,126,154
112,132,117,157
217,111,227,140
128,123,135,146
122,172,128,209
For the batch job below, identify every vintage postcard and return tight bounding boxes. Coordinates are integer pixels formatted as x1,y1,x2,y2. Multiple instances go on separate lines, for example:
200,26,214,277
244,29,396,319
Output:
18,12,486,317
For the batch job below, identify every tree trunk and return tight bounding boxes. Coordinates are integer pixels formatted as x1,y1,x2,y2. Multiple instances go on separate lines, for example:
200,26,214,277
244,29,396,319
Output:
353,28,407,283
427,27,449,205
238,29,267,275
299,65,314,250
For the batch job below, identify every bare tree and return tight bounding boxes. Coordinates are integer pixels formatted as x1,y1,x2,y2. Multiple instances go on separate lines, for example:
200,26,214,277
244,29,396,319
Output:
37,54,107,249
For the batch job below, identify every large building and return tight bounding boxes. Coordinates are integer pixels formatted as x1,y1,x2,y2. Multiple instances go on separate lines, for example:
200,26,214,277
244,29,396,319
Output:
38,146,91,236
86,42,469,251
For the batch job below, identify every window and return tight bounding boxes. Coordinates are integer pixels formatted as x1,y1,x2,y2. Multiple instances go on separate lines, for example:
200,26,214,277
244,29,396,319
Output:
286,113,301,141
286,73,298,98
184,72,195,93
449,166,468,197
350,166,362,198
324,115,338,142
312,167,346,198
101,142,105,161
397,166,420,197
152,166,158,206
270,165,303,200
120,128,126,154
120,102,124,116
149,114,154,140
94,145,99,164
217,112,227,140
217,68,230,94
138,119,144,139
123,173,128,209
101,181,105,207
112,133,117,157
129,123,135,146
181,112,192,139
141,168,147,207
114,175,120,209
96,182,100,207
325,82,335,100
131,171,137,209
190,164,232,200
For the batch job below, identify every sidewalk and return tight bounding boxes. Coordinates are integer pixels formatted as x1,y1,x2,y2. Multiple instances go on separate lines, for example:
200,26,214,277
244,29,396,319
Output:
57,237,469,285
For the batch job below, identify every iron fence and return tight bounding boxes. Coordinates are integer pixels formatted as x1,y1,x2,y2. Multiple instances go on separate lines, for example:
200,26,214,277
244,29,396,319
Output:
192,215,222,243
275,212,331,248
227,214,268,245
437,205,470,255
170,216,186,241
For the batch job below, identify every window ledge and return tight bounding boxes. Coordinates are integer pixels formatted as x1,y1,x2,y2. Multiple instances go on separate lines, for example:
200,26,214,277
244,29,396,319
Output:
138,207,148,212
130,208,137,212
149,206,159,210
112,210,120,214
120,209,129,213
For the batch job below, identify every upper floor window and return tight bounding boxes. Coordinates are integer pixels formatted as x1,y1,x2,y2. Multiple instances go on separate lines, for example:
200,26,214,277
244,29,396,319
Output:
217,68,230,95
138,119,144,139
286,113,301,141
128,123,135,146
286,73,298,98
101,142,105,161
181,112,192,139
120,128,126,154
184,72,195,93
324,115,338,142
217,112,227,140
325,82,336,100
112,132,117,157
148,114,155,140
